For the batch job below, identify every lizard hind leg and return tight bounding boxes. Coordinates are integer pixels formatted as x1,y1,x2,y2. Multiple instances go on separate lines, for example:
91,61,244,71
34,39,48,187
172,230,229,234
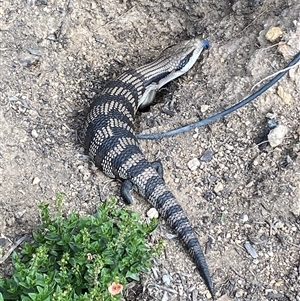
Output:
120,161,163,204
120,179,134,205
151,160,164,178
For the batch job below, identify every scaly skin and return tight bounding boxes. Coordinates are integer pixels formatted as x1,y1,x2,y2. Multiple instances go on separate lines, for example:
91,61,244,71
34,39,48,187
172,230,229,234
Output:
84,38,214,297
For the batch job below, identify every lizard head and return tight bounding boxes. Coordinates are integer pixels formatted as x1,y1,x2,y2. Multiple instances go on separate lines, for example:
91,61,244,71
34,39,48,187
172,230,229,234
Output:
137,38,209,110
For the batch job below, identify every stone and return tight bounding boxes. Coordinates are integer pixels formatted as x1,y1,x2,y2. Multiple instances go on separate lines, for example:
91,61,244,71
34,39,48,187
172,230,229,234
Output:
200,104,209,113
147,208,159,219
15,209,26,219
32,177,41,185
214,182,224,193
265,26,283,43
235,289,245,298
31,129,38,138
187,158,200,171
200,149,213,162
240,214,249,223
205,291,212,299
244,241,258,258
267,124,288,147
162,274,171,286
0,238,7,247
277,86,292,104
27,48,42,56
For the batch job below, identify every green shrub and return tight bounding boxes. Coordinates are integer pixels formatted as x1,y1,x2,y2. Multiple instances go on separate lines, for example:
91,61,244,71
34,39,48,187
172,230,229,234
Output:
0,195,161,301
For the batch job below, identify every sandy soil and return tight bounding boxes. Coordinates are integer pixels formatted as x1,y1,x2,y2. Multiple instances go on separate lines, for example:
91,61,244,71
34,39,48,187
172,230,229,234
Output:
0,0,299,300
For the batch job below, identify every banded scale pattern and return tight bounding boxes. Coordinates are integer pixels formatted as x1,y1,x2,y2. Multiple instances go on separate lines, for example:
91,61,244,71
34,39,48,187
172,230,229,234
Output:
84,38,214,297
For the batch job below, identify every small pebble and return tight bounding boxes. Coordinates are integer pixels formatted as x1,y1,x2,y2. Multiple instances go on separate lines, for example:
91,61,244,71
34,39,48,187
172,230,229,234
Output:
274,279,284,287
225,144,234,150
174,177,180,184
265,26,283,43
278,43,291,59
32,177,41,185
200,149,213,162
240,214,249,223
0,238,7,247
8,96,19,102
245,181,254,188
235,288,245,298
267,119,278,129
266,112,277,119
165,233,177,240
95,35,105,43
47,33,56,41
200,104,209,113
187,158,200,171
27,48,42,56
244,241,258,258
205,291,212,299
31,129,38,138
15,209,26,219
267,124,288,147
277,86,292,104
162,274,171,286
147,208,159,219
214,182,224,193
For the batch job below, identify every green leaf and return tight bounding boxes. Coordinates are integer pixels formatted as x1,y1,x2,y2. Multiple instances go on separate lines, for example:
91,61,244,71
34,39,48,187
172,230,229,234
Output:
0,197,160,301
125,271,140,281
44,233,60,241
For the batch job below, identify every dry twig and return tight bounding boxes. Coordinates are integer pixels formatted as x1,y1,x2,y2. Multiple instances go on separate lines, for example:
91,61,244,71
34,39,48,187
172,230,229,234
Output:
0,235,27,264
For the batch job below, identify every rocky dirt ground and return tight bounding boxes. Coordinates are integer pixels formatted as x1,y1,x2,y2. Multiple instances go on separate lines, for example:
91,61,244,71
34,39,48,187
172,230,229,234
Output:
0,0,300,300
